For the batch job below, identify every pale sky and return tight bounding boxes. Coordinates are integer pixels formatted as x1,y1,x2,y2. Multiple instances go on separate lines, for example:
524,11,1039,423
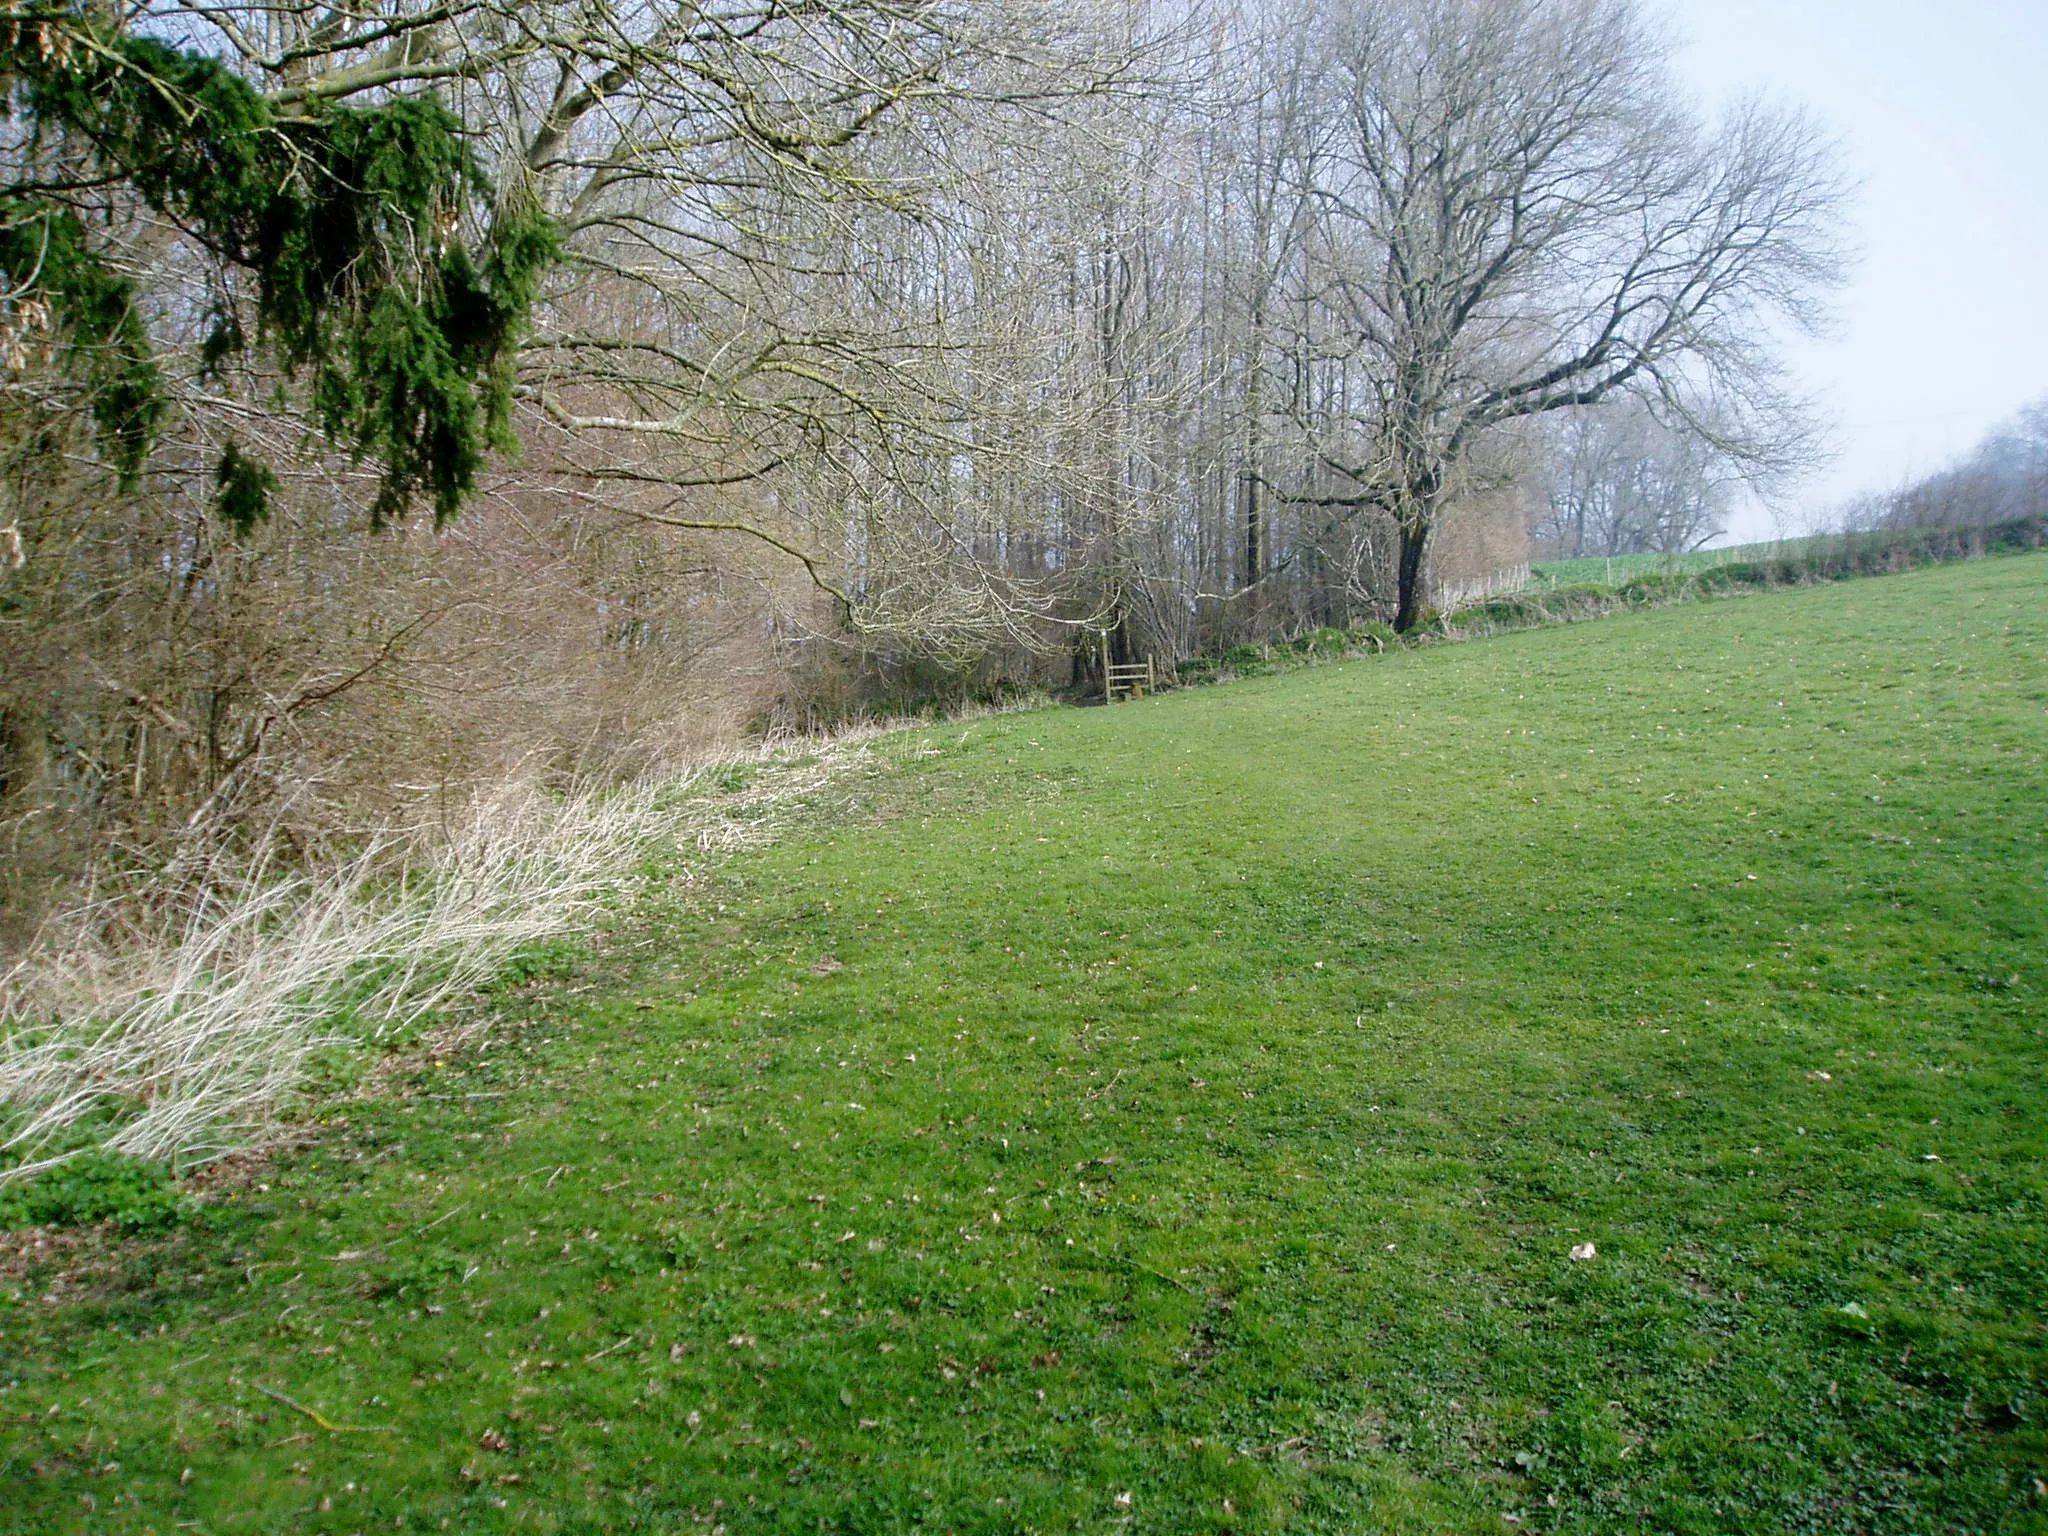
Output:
1666,0,2048,539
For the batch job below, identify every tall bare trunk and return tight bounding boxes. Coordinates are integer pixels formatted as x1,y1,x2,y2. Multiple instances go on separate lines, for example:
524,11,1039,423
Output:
1393,519,1429,632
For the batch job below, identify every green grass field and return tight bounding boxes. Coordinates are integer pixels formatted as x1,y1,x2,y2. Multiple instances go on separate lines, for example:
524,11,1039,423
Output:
1529,540,1817,587
5,555,2047,1534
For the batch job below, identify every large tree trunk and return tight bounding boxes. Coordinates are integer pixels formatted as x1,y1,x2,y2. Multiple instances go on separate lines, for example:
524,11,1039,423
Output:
1392,519,1429,632
1242,471,1261,590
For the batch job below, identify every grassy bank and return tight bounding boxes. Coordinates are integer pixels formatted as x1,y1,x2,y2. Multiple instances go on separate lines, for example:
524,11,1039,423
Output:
1528,515,2048,590
3,554,2046,1533
1530,541,1816,586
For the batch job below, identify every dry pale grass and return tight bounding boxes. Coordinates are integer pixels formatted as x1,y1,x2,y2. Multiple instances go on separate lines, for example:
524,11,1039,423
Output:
0,782,680,1176
0,697,1038,1180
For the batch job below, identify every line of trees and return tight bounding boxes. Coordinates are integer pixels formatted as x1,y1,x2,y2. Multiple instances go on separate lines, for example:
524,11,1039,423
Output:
1838,396,2048,535
1532,403,1740,558
0,0,1847,923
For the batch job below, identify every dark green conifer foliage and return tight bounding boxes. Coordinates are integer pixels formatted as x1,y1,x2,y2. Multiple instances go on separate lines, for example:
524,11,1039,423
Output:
0,199,163,485
0,5,559,525
212,438,276,533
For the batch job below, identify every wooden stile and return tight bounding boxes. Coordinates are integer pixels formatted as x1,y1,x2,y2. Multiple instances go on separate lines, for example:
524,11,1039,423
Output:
1098,629,1154,702
1104,657,1154,703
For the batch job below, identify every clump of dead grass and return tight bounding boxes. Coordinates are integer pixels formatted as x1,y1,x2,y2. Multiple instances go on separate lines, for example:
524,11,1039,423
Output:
0,746,848,1177
0,697,1041,1180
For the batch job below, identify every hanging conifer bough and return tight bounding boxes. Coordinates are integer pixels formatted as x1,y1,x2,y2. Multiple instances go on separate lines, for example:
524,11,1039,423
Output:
0,2,558,528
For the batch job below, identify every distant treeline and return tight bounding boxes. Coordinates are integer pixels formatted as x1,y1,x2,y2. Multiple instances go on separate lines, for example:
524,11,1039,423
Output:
1162,514,2048,686
1843,399,2048,536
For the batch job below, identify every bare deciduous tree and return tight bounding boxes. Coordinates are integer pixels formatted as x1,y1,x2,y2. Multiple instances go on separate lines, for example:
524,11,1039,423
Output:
0,0,1857,939
1269,0,1845,628
1536,402,1734,557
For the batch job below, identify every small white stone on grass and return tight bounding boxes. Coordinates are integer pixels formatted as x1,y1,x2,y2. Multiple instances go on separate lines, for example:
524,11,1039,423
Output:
1569,1242,1597,1262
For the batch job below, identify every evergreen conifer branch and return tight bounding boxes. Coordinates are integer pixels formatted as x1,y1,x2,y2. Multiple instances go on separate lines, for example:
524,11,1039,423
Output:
0,1,558,526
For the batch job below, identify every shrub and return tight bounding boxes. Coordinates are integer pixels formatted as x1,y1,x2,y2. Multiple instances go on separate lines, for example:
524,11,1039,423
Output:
1465,596,1542,627
1295,627,1349,657
1176,657,1219,684
1349,621,1397,651
1987,513,2048,553
1617,573,1683,601
1694,561,1765,592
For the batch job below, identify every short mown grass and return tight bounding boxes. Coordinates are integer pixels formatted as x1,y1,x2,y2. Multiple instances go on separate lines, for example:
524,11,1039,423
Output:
4,555,2046,1534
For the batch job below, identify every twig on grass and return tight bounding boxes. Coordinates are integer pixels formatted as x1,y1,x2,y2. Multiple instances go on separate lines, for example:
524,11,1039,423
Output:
253,1382,397,1434
1085,1069,1128,1102
409,1202,470,1238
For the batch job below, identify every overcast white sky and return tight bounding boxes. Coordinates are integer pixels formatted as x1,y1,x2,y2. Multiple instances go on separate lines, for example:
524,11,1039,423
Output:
1664,0,2048,539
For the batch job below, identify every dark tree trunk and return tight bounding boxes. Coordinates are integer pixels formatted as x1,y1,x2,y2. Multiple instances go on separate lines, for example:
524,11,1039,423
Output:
1242,472,1261,589
1392,520,1429,632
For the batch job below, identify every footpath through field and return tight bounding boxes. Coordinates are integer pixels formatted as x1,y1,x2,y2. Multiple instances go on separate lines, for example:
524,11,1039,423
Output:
5,555,2046,1533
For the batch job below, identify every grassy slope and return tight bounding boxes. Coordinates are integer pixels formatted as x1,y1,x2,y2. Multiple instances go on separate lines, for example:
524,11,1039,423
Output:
5,555,2047,1535
1529,543,1796,585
